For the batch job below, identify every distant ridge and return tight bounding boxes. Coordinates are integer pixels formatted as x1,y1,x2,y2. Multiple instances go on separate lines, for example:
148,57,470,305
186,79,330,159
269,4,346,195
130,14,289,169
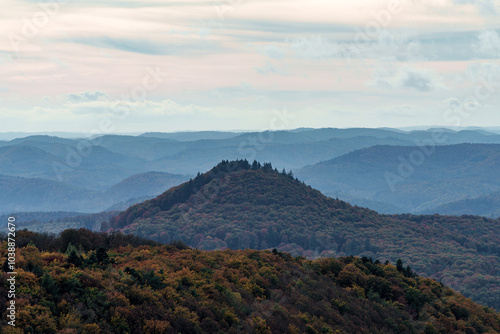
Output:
296,143,500,214
140,131,242,141
4,128,500,215
424,190,500,218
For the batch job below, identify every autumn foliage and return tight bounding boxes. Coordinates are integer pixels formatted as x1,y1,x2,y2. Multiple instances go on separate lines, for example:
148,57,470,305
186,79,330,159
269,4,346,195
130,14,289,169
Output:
105,160,500,310
1,230,499,334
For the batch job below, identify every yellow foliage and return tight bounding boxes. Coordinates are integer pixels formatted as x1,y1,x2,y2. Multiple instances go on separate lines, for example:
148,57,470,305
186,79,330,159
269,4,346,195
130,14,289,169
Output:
57,329,77,334
173,305,199,323
33,313,58,333
107,290,131,308
1,326,23,334
349,284,366,299
82,324,101,334
252,316,272,334
14,269,41,296
58,299,71,314
18,244,42,269
287,324,302,334
59,309,81,329
143,319,171,333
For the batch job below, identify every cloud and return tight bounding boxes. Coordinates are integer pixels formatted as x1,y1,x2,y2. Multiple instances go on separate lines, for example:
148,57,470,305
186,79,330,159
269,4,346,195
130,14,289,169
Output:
290,36,341,59
463,62,500,86
3,0,500,132
444,97,463,110
400,69,436,92
442,96,485,118
67,36,174,55
286,31,430,63
221,19,352,35
255,62,286,76
453,0,496,15
59,98,231,118
66,91,109,103
371,60,445,92
265,45,285,59
473,30,500,58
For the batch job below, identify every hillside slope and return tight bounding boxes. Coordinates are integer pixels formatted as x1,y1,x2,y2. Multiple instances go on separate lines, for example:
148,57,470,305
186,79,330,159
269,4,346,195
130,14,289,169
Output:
295,143,500,214
1,230,498,333
424,191,500,218
0,174,102,213
106,160,500,309
0,172,187,214
105,172,188,204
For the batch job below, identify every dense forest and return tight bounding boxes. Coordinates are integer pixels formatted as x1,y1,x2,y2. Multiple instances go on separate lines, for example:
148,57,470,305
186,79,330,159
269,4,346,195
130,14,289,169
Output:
1,229,498,333
106,160,500,310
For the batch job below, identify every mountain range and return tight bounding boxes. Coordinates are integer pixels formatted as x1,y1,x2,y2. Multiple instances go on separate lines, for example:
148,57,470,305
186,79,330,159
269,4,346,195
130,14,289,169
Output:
4,128,500,216
295,143,500,215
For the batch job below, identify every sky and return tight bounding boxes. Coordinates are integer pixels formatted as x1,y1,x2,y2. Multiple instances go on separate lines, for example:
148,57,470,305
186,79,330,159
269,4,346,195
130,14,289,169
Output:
1,0,500,133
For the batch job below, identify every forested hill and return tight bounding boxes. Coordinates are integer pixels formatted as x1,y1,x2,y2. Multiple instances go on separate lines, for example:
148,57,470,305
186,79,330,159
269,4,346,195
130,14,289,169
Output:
104,160,500,310
0,230,498,333
107,159,359,232
295,143,500,215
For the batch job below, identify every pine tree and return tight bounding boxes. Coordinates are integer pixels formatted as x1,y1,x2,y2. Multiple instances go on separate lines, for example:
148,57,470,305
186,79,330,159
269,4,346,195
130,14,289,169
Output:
2,259,9,272
87,252,98,265
65,242,78,255
41,271,59,297
404,265,413,278
68,250,83,267
95,247,110,265
396,259,404,272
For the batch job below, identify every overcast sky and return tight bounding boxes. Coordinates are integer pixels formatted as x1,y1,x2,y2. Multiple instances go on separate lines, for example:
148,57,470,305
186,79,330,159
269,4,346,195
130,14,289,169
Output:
1,0,500,133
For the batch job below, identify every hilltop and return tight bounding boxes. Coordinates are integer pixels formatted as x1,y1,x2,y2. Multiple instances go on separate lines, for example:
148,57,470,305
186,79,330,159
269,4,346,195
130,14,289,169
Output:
0,229,498,333
106,160,500,309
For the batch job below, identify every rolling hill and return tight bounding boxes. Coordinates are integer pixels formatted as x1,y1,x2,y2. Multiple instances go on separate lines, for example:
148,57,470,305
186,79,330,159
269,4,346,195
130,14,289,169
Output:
0,229,498,333
105,172,188,204
0,174,102,213
0,140,149,190
295,143,500,214
106,160,500,309
0,145,65,178
0,172,187,214
424,190,500,218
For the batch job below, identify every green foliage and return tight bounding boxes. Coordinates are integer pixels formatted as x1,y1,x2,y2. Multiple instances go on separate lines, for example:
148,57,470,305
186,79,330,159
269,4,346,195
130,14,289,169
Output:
170,239,189,250
11,228,161,254
95,247,109,265
396,259,404,272
68,250,83,267
41,271,59,297
86,247,110,267
1,259,9,272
